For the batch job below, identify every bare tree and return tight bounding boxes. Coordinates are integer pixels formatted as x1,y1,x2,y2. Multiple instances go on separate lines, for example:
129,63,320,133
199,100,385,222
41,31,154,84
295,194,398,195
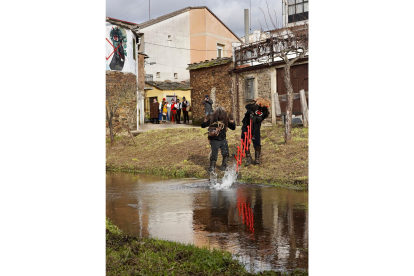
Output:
122,99,137,145
106,75,137,143
270,23,308,142
256,2,308,142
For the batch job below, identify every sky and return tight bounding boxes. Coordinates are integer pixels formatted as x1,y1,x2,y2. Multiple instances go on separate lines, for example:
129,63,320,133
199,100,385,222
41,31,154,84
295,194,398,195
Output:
106,0,283,38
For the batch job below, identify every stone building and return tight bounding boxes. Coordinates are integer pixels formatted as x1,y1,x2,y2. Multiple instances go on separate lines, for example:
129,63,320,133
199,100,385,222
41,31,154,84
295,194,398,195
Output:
188,54,308,126
232,57,308,126
187,57,234,125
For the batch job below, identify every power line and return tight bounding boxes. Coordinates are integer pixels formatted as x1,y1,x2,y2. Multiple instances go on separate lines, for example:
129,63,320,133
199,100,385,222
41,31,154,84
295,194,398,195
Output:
124,0,148,22
144,42,234,52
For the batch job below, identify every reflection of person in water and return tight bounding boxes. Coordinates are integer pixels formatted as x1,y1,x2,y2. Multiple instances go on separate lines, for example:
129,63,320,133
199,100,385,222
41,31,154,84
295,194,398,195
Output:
109,27,126,71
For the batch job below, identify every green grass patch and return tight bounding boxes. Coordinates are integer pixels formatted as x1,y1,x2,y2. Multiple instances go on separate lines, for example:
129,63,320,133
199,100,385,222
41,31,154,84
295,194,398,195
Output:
106,218,307,276
106,125,308,189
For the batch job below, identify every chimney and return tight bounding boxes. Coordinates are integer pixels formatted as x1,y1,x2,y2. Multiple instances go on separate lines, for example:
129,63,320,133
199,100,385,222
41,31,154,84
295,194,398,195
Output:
244,9,249,44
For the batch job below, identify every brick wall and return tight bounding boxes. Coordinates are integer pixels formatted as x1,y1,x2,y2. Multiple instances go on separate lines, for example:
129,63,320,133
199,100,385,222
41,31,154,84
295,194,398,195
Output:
106,71,137,134
189,62,234,125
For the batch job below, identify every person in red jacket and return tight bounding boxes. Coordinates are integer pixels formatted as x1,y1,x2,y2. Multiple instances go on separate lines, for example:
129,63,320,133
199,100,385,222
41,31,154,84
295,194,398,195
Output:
170,99,176,124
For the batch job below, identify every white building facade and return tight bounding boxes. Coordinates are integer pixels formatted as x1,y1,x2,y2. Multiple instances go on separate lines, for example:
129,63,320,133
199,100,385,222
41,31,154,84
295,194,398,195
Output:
139,12,191,82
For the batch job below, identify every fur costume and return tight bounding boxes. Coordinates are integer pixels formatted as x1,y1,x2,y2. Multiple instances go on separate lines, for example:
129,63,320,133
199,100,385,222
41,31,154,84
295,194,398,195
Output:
241,98,270,165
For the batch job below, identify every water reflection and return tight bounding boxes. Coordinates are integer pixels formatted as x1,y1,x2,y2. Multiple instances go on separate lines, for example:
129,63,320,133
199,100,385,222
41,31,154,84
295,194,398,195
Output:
106,172,308,273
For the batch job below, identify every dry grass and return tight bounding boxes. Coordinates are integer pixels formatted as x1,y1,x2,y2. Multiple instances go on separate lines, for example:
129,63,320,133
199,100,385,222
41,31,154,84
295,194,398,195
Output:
106,125,308,188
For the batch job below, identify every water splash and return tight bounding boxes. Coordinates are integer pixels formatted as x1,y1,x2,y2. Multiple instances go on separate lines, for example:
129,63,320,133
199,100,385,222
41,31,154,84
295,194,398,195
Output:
211,163,238,189
209,171,218,185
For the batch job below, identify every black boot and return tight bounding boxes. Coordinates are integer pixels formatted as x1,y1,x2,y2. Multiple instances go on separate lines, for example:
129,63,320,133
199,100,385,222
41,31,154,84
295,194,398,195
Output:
208,160,216,172
245,148,252,166
219,155,229,171
254,146,261,165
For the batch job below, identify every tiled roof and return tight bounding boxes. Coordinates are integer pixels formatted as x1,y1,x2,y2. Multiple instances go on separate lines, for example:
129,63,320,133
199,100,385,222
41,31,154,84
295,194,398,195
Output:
186,57,232,70
138,6,241,42
106,17,140,36
107,17,138,26
146,81,191,90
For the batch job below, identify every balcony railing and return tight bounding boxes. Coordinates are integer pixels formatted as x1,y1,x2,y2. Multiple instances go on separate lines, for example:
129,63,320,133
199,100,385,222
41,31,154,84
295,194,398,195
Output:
145,74,153,84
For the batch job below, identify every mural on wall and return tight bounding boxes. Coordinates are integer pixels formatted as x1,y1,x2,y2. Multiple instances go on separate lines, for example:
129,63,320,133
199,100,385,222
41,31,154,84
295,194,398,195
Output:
106,26,127,71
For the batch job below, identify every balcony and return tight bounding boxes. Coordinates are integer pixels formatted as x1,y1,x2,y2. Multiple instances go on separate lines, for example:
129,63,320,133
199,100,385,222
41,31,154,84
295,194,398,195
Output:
145,74,153,84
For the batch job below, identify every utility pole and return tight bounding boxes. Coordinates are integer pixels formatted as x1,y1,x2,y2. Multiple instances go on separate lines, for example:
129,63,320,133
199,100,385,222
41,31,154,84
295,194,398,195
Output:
250,0,251,34
244,9,249,44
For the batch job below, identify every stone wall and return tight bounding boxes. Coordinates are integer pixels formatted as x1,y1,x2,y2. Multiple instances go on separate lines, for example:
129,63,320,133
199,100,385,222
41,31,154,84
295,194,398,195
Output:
233,67,273,125
189,62,234,125
106,71,137,135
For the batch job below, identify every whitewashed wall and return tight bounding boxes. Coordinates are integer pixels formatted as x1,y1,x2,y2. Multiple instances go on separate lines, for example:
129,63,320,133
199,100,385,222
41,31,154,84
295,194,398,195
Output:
141,12,191,82
106,22,137,75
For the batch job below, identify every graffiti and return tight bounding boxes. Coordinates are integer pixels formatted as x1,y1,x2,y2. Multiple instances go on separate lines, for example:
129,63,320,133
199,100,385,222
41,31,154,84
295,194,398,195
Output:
106,38,123,61
107,27,127,71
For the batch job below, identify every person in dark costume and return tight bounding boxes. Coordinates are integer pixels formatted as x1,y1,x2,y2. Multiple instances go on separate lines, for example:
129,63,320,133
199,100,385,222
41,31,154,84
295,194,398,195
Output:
201,107,236,172
202,95,213,115
150,98,160,124
241,98,270,165
182,97,190,124
175,98,182,124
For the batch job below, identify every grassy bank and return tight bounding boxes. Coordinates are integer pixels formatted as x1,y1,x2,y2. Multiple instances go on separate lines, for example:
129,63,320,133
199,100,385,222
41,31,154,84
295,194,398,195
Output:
106,218,307,276
106,125,308,188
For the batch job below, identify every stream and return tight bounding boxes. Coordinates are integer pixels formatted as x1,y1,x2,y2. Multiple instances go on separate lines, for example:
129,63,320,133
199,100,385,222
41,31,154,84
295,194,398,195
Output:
106,169,308,273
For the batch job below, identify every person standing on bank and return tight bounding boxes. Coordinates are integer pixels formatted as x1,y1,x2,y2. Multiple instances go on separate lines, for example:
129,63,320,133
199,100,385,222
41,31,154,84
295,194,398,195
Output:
175,98,182,124
202,95,213,115
182,97,190,124
161,98,168,124
242,97,270,165
150,98,160,124
170,99,177,124
201,107,236,172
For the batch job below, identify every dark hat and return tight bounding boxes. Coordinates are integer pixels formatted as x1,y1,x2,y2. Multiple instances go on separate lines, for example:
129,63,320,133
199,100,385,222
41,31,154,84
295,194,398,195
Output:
183,97,186,99
205,95,209,98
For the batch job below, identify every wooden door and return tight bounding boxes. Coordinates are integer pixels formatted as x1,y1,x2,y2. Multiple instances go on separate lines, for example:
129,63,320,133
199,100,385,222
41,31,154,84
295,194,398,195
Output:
276,63,308,115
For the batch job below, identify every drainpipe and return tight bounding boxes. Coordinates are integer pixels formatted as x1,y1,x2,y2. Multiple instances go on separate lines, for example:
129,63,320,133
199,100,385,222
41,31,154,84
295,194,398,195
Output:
136,35,139,130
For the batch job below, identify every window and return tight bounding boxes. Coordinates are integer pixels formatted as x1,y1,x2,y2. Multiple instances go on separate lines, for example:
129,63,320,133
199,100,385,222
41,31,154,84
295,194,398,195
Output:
288,0,308,23
168,35,172,41
245,78,255,100
217,44,224,58
174,73,178,79
156,72,160,78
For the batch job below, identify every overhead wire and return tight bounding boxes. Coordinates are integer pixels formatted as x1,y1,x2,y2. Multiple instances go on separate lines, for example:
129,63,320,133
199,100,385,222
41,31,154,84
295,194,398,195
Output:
124,0,148,22
144,42,234,52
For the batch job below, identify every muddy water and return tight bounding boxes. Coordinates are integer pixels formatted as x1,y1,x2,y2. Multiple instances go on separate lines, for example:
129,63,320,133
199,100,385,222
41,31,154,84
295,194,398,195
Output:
106,172,308,273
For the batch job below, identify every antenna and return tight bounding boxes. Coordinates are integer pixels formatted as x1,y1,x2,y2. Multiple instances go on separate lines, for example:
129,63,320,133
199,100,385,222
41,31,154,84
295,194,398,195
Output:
149,0,150,20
